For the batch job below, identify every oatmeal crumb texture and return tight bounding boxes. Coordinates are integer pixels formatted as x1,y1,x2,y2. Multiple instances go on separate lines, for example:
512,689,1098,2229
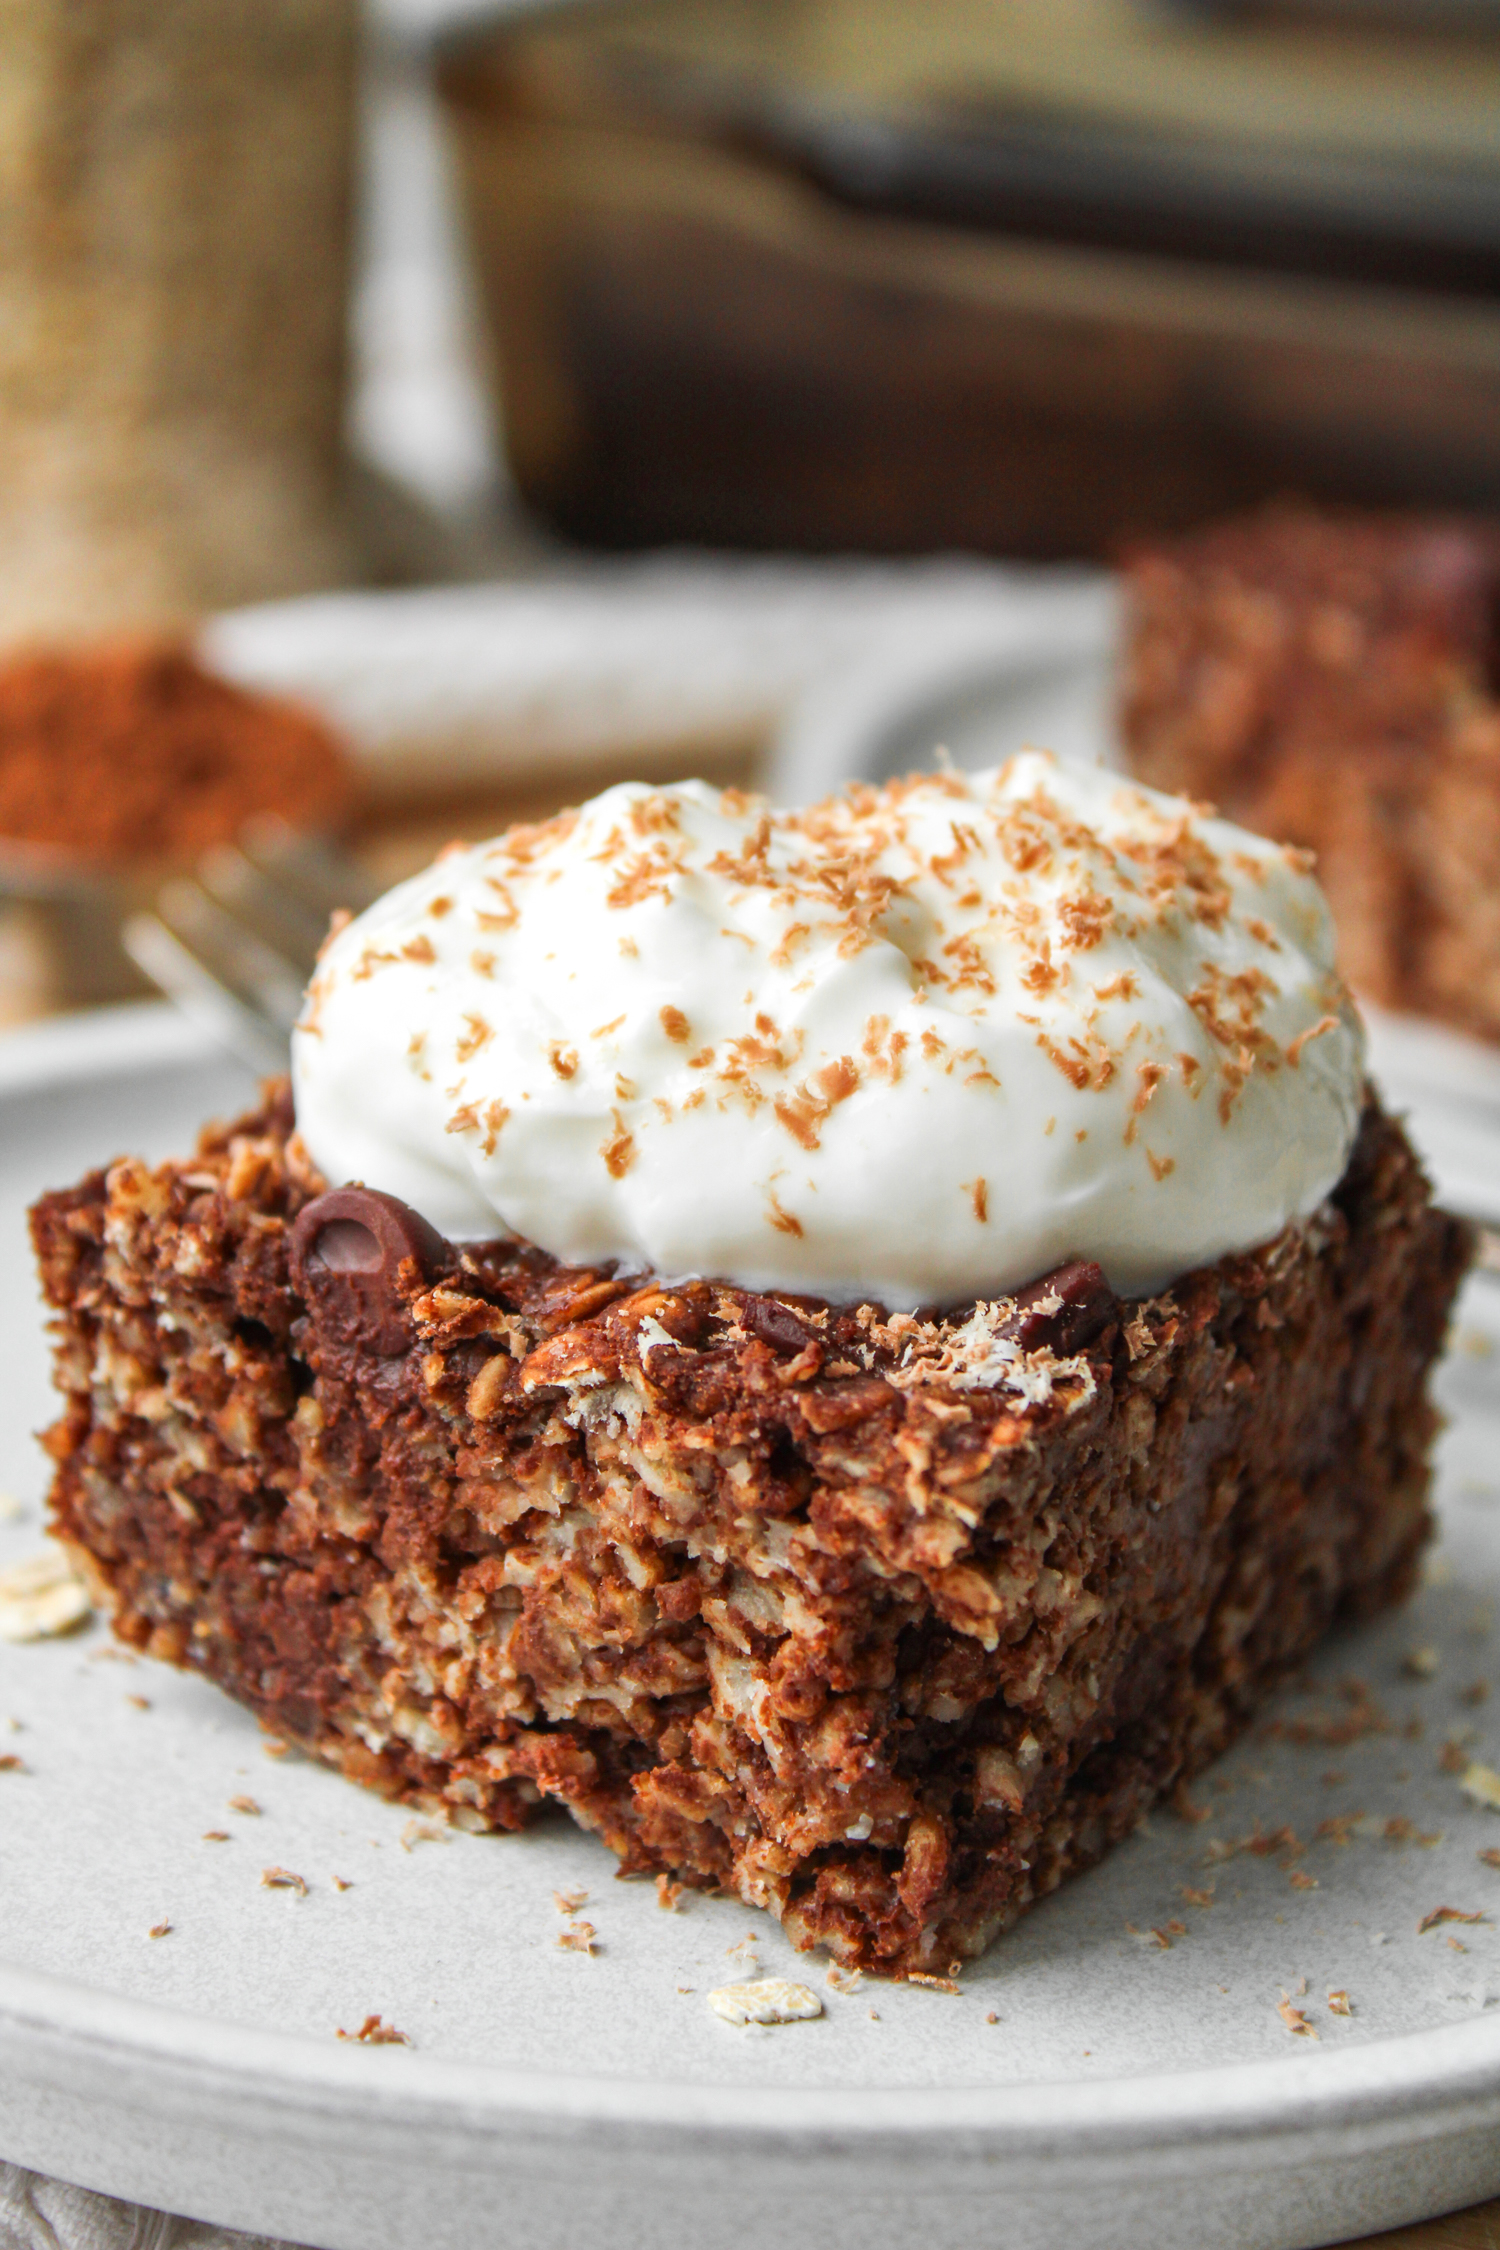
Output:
0,1548,91,1641
708,1978,823,2027
27,1083,1468,1977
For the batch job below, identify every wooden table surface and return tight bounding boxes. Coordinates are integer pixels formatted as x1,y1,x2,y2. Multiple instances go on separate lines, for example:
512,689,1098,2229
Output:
1364,2206,1500,2248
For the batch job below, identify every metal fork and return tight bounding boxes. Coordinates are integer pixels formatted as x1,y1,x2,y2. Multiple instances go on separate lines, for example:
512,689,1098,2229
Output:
122,818,379,1077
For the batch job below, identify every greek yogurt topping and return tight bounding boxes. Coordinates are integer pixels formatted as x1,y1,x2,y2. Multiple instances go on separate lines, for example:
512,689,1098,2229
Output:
292,753,1365,1309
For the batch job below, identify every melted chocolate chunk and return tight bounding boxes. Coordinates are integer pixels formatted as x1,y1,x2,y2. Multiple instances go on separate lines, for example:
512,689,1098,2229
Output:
291,1187,451,1357
738,1293,817,1354
998,1259,1117,1356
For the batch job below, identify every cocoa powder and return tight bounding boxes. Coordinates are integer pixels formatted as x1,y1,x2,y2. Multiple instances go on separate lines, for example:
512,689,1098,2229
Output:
0,642,352,864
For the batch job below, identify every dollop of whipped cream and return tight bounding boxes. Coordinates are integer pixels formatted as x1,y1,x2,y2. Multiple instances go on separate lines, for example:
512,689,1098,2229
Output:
292,753,1365,1309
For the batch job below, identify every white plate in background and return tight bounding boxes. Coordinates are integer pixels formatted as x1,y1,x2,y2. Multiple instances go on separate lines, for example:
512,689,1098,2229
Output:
766,587,1119,804
200,564,1116,806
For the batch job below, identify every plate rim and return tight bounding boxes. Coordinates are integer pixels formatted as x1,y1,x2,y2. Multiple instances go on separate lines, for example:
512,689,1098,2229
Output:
7,1956,1500,2172
5,1001,1500,2171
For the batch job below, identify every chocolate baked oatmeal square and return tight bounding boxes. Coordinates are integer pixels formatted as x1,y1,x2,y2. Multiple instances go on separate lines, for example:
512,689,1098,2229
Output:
31,1092,1466,1975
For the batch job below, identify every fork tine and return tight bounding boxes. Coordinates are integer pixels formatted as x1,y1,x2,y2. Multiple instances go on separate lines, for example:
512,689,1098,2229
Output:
153,879,308,1031
124,822,375,1077
196,844,331,975
240,816,379,923
121,912,291,1080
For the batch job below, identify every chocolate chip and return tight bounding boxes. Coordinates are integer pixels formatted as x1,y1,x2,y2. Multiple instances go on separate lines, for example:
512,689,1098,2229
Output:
998,1259,1117,1356
291,1187,451,1357
738,1294,816,1354
313,1219,385,1274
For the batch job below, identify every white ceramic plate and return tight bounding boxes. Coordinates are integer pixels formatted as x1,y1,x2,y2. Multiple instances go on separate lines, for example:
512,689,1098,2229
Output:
3,1005,1500,2250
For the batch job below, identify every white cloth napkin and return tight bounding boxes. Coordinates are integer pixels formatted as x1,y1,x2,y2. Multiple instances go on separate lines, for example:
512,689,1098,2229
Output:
0,2164,296,2250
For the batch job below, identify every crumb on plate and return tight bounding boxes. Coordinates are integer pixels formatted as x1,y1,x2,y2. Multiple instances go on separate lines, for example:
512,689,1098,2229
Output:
708,1978,823,2027
260,1865,307,1896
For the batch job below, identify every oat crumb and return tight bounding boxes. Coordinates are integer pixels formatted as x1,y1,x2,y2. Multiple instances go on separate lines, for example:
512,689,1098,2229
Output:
1327,1990,1353,2016
260,1866,308,1897
986,2011,999,2024
708,1978,823,2026
1418,1906,1488,1934
399,1818,448,1852
227,1795,261,1816
907,1971,962,1991
553,1887,589,1914
0,1549,92,1642
332,1877,353,1892
557,1921,598,1954
0,1754,25,1774
1461,1762,1500,1811
201,1830,230,1843
1277,1996,1318,2038
655,1872,684,1911
337,2014,411,2046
